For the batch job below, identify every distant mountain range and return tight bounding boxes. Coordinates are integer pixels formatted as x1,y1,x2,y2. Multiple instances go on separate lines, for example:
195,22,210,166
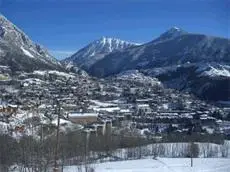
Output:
88,27,229,77
0,14,229,101
0,15,62,72
64,37,140,70
64,27,229,101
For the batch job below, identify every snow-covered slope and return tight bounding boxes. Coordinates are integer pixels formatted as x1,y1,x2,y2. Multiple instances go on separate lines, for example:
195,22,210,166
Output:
142,62,230,101
197,64,230,78
0,14,62,72
86,27,229,101
116,70,161,86
63,61,89,77
63,158,230,172
144,63,230,79
89,27,229,77
153,26,188,43
64,37,140,69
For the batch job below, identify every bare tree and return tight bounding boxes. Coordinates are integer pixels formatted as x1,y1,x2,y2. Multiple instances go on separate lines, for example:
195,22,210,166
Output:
221,141,229,158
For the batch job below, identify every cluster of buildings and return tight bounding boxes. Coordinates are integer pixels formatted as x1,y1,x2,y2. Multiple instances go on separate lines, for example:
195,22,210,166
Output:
0,69,229,139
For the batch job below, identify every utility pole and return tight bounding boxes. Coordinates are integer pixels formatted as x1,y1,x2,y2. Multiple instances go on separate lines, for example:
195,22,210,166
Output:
190,125,195,167
190,142,193,167
54,99,61,172
84,131,90,172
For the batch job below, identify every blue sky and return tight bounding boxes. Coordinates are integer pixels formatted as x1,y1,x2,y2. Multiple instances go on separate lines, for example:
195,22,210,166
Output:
0,0,229,59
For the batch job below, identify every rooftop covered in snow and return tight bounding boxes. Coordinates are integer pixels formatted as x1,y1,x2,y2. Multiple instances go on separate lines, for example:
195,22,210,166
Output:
68,112,99,118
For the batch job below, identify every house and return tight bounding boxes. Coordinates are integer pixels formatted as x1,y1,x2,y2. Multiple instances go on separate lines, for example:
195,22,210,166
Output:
0,104,18,114
68,112,98,125
135,104,152,114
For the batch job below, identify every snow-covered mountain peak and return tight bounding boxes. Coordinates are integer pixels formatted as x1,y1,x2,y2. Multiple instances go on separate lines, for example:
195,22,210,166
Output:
64,37,140,69
0,14,61,71
170,26,182,31
157,26,187,41
94,36,140,51
0,14,34,46
0,14,13,28
166,26,185,33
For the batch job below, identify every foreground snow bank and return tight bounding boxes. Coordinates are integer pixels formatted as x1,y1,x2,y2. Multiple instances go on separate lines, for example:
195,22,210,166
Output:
64,158,230,172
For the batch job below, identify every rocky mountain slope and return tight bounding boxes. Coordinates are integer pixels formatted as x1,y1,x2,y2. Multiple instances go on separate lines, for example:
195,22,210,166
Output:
142,62,230,101
116,70,162,87
87,27,230,101
0,14,62,72
89,27,229,77
64,37,140,70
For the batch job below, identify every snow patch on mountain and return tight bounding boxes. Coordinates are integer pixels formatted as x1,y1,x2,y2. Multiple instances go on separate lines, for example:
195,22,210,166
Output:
98,36,140,51
197,64,230,78
20,46,34,58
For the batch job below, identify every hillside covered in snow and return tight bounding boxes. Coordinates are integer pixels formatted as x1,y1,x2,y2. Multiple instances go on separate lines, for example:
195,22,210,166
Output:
0,14,62,72
64,37,140,70
63,158,230,172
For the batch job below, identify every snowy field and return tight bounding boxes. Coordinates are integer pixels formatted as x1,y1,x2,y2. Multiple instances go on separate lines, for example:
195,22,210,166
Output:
63,158,230,172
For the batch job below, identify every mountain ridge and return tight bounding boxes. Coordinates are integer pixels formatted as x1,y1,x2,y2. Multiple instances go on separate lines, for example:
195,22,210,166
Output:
84,28,230,101
64,36,140,70
88,30,229,77
0,14,62,72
